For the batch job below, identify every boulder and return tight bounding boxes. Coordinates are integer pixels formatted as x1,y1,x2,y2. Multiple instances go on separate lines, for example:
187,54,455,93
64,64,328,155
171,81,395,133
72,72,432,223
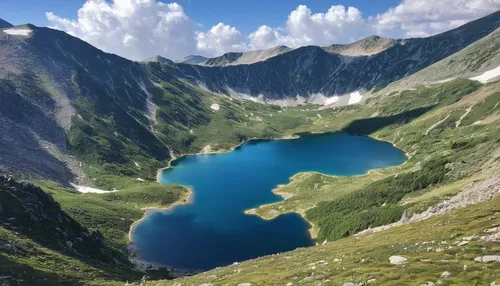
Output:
475,256,500,262
65,241,73,248
441,271,451,279
389,255,408,265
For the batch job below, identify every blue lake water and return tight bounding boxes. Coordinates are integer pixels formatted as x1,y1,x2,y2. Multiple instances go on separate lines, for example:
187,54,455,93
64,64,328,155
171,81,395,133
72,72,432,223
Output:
131,133,407,270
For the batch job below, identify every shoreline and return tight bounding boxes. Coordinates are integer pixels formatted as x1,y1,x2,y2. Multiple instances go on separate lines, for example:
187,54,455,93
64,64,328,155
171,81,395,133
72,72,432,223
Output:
240,132,410,239
156,134,300,183
127,186,193,242
126,186,193,274
130,130,407,265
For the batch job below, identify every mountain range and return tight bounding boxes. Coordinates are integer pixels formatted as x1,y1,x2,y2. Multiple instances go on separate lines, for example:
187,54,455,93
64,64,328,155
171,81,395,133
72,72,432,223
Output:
168,11,500,102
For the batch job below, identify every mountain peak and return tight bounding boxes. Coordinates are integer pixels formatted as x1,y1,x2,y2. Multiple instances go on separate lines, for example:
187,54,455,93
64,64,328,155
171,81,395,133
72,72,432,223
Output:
0,18,14,29
202,46,292,67
175,55,208,65
322,35,397,56
144,55,172,64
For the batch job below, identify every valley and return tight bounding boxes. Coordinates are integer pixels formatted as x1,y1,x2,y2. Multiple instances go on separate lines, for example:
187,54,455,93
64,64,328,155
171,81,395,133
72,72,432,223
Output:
0,9,500,286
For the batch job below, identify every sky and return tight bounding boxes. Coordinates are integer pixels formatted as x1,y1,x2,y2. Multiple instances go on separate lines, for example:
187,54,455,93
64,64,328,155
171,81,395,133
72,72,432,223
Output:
1,0,499,61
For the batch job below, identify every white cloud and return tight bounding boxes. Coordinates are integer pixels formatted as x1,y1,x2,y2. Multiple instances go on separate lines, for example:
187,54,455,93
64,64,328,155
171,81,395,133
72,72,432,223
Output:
248,5,368,50
195,22,248,56
248,25,281,50
375,0,500,38
247,1,500,50
47,0,196,61
46,0,500,61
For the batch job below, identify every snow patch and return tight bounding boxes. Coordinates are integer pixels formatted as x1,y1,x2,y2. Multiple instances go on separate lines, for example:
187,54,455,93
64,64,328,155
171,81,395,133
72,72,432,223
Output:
210,103,220,111
348,91,363,105
3,28,32,36
470,65,500,83
325,96,339,105
70,183,116,194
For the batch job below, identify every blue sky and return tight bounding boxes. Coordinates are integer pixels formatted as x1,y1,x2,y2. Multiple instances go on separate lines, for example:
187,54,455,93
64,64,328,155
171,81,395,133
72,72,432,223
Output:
1,0,401,32
1,0,498,61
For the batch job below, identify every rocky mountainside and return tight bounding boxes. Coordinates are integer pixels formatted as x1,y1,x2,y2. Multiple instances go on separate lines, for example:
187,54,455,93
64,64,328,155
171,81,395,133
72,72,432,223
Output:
0,24,174,185
0,18,13,29
0,176,126,264
381,27,500,93
172,10,500,100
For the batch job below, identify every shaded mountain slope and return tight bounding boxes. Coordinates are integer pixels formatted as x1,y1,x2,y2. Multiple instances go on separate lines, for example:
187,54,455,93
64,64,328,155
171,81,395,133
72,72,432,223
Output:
0,176,126,264
0,18,13,29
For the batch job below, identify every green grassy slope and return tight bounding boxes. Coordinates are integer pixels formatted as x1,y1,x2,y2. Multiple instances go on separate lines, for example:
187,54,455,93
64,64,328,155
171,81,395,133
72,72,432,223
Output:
0,179,189,285
33,180,189,249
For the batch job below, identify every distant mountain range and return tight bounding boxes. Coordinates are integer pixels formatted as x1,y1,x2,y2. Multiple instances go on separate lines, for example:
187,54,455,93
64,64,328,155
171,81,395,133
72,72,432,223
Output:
169,10,500,100
179,35,397,68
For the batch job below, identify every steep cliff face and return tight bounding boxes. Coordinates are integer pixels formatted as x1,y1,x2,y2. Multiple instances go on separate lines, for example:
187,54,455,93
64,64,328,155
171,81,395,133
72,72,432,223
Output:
0,176,127,264
173,10,500,100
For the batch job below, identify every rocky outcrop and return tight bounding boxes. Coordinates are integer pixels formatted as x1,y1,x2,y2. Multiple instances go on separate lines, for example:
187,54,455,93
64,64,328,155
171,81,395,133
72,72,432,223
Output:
0,176,127,264
357,171,500,236
389,256,408,265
